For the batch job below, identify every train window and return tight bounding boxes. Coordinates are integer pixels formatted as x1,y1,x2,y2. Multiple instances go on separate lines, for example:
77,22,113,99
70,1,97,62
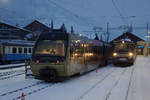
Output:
8,47,11,54
35,40,67,57
12,47,17,53
29,48,32,53
70,42,84,58
18,48,22,54
24,48,27,53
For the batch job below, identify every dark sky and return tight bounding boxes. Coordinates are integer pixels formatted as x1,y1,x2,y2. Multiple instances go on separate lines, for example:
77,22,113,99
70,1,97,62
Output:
0,0,150,40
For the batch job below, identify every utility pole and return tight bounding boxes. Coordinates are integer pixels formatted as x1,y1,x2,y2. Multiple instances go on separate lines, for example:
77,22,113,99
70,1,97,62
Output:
50,20,54,32
146,22,149,56
147,22,149,40
106,22,109,42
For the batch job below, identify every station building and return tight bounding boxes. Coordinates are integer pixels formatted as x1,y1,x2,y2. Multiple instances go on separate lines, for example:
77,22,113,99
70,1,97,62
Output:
110,32,150,56
136,41,150,56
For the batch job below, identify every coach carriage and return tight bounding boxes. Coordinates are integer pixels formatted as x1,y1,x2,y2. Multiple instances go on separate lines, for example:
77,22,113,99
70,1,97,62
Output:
0,40,34,64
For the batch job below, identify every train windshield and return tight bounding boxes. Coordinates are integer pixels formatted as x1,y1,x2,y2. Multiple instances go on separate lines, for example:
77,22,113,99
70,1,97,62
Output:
35,40,67,57
115,43,134,51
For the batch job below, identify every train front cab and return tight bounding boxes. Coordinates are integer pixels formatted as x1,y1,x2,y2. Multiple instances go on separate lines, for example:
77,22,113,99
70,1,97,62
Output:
30,32,69,80
112,51,135,65
112,41,136,66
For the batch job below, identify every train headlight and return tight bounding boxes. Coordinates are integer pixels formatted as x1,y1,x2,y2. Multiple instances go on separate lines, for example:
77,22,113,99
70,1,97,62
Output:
113,53,118,57
129,52,133,56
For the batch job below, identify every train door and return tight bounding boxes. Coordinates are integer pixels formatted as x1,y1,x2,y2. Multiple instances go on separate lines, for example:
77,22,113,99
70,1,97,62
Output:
1,44,5,63
85,44,99,71
69,39,85,75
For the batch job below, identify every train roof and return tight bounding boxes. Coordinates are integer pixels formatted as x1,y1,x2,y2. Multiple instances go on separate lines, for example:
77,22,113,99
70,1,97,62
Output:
70,33,110,46
37,32,111,47
71,33,112,46
38,32,68,40
0,40,35,46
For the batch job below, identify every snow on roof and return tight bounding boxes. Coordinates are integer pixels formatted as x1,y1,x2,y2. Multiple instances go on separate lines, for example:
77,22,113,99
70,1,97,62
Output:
0,39,35,46
121,38,132,42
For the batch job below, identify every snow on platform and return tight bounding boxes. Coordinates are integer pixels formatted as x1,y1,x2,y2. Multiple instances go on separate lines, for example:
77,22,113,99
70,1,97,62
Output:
0,56,150,100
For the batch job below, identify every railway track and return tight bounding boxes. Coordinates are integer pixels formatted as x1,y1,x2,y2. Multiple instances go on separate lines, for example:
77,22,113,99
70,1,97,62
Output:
12,83,55,100
104,68,127,100
0,81,44,97
125,67,135,100
0,80,56,100
0,63,25,69
76,66,116,100
0,70,24,78
104,67,135,100
11,67,114,100
0,70,25,80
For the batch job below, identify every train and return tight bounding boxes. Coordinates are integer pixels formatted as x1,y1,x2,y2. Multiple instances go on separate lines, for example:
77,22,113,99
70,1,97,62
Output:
30,30,113,81
112,39,136,66
0,40,34,64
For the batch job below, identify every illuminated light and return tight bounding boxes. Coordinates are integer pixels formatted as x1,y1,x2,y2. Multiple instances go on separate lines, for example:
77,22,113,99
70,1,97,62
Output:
84,53,94,56
75,40,81,43
36,60,40,63
74,53,78,56
122,41,125,44
89,53,93,56
56,60,60,63
145,35,150,38
84,44,88,47
84,53,88,56
129,52,133,56
113,53,118,56
81,44,84,47
81,44,88,47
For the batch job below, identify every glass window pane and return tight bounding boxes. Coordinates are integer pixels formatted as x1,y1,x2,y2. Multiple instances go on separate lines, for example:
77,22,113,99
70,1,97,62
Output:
18,48,22,53
24,48,27,53
12,47,17,53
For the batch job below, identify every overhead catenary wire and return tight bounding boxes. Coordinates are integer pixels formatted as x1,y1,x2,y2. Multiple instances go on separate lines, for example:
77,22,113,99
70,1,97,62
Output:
111,0,126,24
46,0,94,26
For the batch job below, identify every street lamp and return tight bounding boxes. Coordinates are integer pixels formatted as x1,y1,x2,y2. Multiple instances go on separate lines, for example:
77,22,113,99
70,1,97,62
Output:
145,33,150,56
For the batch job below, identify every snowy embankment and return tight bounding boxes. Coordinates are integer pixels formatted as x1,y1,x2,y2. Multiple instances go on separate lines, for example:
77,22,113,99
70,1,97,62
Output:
0,56,150,100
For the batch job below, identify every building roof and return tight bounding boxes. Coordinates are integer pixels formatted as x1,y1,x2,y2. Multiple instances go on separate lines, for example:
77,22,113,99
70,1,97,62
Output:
0,21,31,40
24,20,50,32
110,32,144,44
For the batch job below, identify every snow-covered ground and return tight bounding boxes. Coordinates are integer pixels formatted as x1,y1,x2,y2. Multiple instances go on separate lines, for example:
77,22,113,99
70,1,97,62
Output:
0,56,150,100
0,63,25,69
